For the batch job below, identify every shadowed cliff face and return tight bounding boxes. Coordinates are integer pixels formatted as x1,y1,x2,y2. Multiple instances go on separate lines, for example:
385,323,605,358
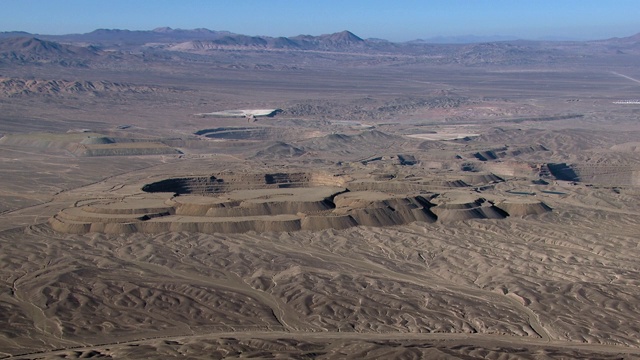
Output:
141,172,347,195
547,163,580,182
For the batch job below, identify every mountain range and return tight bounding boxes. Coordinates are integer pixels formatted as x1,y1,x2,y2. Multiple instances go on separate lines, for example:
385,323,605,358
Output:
0,28,638,68
0,28,368,50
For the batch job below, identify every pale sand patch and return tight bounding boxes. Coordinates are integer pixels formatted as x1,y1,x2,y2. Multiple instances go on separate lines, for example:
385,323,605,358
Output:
407,132,480,140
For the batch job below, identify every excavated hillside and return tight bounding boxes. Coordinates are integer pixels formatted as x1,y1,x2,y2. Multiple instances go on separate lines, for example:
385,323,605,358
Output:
50,171,551,235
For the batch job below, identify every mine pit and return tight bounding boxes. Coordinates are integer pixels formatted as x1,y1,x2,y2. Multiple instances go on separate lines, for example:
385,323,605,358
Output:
50,171,551,235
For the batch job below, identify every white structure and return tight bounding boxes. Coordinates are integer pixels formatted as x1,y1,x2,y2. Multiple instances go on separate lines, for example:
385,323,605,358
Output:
613,100,640,104
194,109,282,121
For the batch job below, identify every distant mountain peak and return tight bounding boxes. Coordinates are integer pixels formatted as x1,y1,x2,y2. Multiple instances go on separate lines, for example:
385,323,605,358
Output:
0,37,99,66
90,28,131,34
2,37,67,52
337,30,361,37
409,34,519,44
153,27,174,33
152,27,222,34
287,30,366,49
323,30,364,43
610,32,640,43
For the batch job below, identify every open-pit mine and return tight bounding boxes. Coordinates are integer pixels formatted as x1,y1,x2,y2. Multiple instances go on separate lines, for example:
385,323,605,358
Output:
1,28,640,359
49,170,555,235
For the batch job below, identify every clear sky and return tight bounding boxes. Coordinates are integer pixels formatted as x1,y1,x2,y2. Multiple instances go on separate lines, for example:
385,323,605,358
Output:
1,0,638,41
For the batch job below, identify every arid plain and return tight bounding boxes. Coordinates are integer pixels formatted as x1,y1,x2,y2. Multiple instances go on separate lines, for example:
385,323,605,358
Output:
1,30,640,359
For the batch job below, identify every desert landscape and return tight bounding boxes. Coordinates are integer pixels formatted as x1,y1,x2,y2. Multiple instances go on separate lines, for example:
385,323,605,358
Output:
0,27,640,359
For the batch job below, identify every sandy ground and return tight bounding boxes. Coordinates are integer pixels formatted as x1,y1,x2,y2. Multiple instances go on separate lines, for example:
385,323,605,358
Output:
1,51,640,358
2,192,640,358
2,158,640,359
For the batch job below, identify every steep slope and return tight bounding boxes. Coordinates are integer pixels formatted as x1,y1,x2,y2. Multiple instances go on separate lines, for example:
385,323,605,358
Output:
0,77,169,97
0,37,99,66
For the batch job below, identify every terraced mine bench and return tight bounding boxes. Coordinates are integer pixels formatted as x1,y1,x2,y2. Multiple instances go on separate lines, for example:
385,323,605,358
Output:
50,171,552,235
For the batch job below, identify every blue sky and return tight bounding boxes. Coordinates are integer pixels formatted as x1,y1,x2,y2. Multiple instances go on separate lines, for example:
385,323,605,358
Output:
1,0,638,41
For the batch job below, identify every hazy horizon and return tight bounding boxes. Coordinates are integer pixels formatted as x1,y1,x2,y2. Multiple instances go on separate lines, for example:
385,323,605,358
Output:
1,0,638,42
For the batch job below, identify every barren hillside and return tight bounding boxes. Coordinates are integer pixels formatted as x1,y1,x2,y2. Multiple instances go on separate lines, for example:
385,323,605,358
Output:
1,27,640,359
